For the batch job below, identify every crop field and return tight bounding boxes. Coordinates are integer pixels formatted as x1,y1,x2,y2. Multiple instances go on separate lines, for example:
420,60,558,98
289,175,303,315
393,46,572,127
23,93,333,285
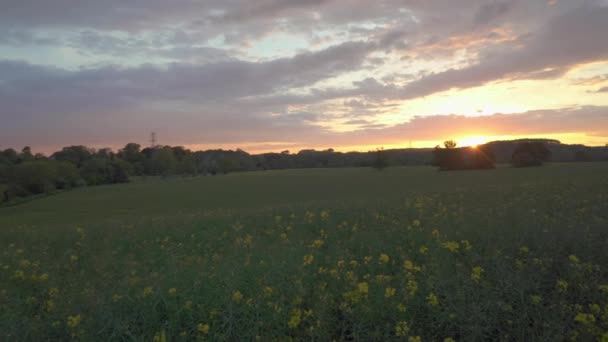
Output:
1,163,608,341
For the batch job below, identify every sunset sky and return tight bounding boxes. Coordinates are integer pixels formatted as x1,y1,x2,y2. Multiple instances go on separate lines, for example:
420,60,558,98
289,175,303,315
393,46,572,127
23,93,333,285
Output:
1,0,608,154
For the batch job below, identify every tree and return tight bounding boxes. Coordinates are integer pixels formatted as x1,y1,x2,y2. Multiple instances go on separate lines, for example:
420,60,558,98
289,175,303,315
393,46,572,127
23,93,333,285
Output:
512,142,551,167
444,140,457,149
372,148,389,170
52,145,94,167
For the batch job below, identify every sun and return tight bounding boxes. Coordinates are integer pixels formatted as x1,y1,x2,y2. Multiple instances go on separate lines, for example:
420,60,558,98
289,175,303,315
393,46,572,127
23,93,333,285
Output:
458,136,489,148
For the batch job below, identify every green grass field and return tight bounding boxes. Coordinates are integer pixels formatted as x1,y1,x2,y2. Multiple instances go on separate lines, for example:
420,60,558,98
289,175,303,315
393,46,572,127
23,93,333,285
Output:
2,163,608,341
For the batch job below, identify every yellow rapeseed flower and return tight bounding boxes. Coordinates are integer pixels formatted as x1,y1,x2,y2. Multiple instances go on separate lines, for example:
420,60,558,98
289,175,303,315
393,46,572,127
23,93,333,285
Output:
288,309,302,328
444,338,456,342
419,246,429,255
427,293,439,307
471,266,484,283
112,294,122,302
403,260,415,271
395,321,409,337
406,279,418,297
168,288,177,296
303,254,314,266
556,279,568,292
442,241,460,253
197,323,210,334
519,246,529,254
66,315,81,329
409,336,422,342
379,254,390,264
530,295,542,305
385,287,396,298
143,287,153,297
358,282,369,295
48,288,59,298
569,255,580,264
232,290,244,303
310,240,324,248
574,313,596,325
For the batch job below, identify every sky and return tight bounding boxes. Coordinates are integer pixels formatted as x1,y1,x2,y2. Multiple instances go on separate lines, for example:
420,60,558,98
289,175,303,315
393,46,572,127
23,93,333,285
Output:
1,0,608,154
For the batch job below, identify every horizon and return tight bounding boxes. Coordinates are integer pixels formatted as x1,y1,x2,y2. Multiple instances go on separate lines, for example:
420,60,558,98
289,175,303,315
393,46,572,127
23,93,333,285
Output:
3,135,605,158
1,1,608,153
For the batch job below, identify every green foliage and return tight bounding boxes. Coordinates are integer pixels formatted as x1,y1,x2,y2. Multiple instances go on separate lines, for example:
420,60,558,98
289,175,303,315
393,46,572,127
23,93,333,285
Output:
1,164,608,340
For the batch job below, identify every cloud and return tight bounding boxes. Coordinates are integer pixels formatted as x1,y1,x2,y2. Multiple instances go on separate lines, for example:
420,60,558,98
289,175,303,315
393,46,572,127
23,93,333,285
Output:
596,86,608,93
391,3,608,100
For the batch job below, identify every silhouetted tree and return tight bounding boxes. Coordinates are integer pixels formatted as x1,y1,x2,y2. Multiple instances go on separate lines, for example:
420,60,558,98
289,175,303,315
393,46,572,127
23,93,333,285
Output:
512,142,551,167
372,148,389,170
52,145,94,167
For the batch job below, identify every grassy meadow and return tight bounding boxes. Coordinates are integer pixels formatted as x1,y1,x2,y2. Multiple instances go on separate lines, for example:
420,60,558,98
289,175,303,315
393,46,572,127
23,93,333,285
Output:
1,163,608,341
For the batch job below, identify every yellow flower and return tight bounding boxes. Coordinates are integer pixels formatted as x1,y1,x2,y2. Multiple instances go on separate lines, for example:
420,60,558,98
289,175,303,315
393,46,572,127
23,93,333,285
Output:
556,279,568,292
471,266,484,283
432,229,440,238
574,313,595,325
303,254,314,266
143,287,153,297
288,309,302,328
310,240,324,248
264,286,273,297
184,300,193,310
67,315,81,329
168,288,177,296
358,282,369,295
403,260,415,271
70,255,78,262
364,256,373,264
444,338,456,342
232,290,243,303
397,303,406,312
530,295,542,304
460,240,472,251
441,241,460,253
568,255,580,264
427,293,439,307
406,279,418,297
412,220,421,227
409,336,422,342
419,246,429,255
39,273,49,281
385,287,396,298
49,288,59,298
320,210,330,220
519,246,529,254
197,323,210,334
112,294,122,302
379,254,390,264
395,321,410,337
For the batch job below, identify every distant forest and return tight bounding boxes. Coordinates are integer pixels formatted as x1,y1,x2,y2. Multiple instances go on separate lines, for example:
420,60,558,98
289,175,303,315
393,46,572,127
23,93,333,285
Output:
1,139,607,204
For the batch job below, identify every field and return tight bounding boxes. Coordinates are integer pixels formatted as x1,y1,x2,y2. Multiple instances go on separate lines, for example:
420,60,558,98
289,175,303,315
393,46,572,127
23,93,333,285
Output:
1,163,608,341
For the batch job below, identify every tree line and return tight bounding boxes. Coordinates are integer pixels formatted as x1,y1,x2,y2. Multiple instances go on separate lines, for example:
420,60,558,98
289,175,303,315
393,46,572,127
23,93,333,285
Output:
0,143,433,204
1,139,606,204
